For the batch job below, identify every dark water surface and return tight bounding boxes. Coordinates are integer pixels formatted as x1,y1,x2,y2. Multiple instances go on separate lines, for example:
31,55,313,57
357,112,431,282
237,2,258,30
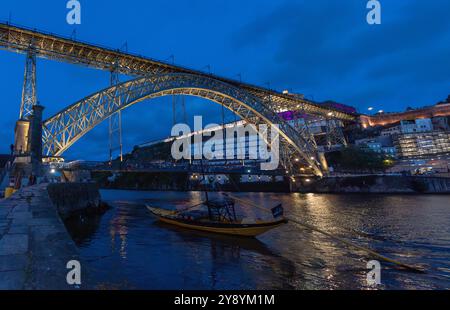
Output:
65,190,450,290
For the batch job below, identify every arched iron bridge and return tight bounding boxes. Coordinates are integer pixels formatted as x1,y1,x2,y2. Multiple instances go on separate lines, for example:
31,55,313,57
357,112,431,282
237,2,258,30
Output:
42,73,324,176
0,22,357,177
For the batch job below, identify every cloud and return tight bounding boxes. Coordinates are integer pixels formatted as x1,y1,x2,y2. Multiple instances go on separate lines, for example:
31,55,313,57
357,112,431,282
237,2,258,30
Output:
232,0,450,110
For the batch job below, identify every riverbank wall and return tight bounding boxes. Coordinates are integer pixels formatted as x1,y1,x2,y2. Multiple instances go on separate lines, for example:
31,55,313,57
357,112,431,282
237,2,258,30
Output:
47,183,104,219
0,183,101,289
296,175,450,194
92,171,291,193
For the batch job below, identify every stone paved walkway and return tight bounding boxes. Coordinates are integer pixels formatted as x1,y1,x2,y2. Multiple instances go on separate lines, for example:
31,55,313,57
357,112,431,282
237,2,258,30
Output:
0,184,82,289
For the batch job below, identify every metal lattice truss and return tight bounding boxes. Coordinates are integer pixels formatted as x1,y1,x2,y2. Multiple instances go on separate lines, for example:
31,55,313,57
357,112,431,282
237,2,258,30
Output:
325,119,348,150
19,50,37,119
314,119,348,151
42,73,324,176
0,22,356,121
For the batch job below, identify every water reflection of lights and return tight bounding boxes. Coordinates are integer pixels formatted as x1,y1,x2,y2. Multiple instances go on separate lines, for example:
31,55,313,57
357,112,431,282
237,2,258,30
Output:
302,194,339,237
69,191,450,289
110,209,129,259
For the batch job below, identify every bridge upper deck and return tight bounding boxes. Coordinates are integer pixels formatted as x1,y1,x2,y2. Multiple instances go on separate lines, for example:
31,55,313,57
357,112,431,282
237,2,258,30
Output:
0,22,356,121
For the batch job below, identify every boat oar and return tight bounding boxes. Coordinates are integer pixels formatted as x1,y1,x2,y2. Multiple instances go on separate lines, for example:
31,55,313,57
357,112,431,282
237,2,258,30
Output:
222,193,425,273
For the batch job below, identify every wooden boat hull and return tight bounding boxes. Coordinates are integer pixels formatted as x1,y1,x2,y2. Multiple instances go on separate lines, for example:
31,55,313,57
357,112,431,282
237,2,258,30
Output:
147,206,287,237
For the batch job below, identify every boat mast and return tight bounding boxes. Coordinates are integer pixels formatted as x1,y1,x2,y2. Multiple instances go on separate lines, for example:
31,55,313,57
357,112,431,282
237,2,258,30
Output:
200,159,209,203
200,159,213,220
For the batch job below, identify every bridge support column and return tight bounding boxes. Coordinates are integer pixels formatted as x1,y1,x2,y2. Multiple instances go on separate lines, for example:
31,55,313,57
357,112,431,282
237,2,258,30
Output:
12,105,44,182
318,152,329,175
28,105,44,176
325,118,347,151
108,66,123,163
19,50,37,120
13,49,38,173
14,119,31,156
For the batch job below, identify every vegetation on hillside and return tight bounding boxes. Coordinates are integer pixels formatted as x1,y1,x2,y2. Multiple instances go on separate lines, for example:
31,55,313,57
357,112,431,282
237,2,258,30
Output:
326,146,395,173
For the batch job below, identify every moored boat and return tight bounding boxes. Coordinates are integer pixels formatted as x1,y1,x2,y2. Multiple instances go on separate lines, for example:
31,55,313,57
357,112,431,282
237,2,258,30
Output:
147,160,287,237
146,197,288,237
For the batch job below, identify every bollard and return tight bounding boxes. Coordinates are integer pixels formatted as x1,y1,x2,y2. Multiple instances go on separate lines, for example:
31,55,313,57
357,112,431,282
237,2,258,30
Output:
4,187,16,198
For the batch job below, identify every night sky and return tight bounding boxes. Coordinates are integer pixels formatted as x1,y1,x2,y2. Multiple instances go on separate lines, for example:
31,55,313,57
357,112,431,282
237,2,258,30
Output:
0,0,448,160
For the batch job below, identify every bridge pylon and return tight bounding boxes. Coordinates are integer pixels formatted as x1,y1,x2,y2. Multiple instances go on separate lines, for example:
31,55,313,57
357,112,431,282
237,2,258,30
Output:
14,49,38,157
28,105,44,176
12,104,44,180
313,116,348,152
19,49,37,120
325,118,347,151
108,62,123,163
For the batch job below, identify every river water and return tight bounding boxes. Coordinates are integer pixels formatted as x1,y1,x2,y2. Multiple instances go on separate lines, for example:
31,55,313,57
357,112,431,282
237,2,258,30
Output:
64,190,450,290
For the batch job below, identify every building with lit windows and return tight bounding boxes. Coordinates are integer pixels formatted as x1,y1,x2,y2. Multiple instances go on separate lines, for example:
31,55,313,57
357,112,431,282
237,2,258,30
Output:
394,131,450,158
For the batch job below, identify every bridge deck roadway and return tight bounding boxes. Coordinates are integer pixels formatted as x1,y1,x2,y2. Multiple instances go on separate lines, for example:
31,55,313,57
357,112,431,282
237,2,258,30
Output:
0,22,356,121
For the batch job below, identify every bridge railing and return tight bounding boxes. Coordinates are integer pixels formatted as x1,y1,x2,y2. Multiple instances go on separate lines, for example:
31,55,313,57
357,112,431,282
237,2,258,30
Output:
66,159,286,175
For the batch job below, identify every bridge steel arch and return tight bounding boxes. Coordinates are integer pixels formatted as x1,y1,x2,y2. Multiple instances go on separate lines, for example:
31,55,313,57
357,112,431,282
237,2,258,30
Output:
42,73,324,176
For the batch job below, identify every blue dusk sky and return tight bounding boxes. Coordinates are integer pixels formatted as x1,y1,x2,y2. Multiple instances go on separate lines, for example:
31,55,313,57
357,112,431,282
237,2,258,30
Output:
0,0,448,160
